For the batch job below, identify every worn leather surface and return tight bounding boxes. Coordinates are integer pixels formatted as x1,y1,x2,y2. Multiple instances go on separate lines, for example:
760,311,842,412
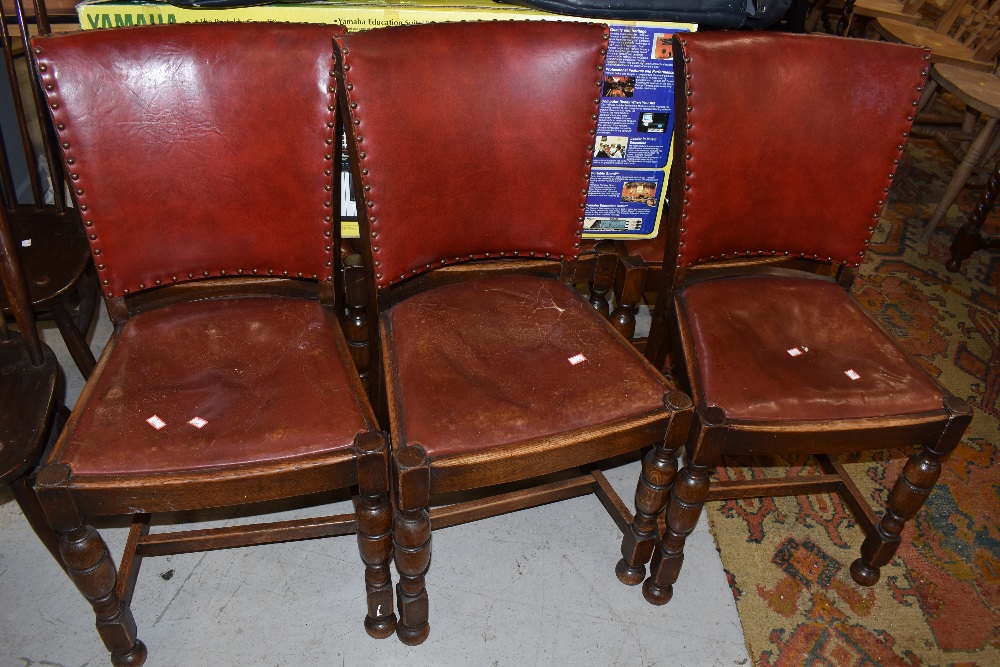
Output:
32,23,344,298
679,275,944,421
336,22,605,288
61,298,368,475
672,32,928,269
387,274,669,458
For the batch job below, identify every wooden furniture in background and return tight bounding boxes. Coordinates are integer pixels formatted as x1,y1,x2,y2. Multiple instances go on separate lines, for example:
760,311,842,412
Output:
876,0,1000,70
335,21,692,645
916,63,1000,242
0,200,62,567
1,0,98,378
838,0,924,36
30,23,395,666
635,32,971,606
947,152,1000,268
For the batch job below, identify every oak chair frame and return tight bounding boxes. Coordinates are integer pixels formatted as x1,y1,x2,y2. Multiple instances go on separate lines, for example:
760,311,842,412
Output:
629,32,973,606
334,21,694,645
27,23,396,666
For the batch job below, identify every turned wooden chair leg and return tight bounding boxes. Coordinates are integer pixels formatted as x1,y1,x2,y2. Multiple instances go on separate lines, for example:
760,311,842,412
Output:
392,445,431,646
643,407,726,606
922,116,999,245
587,249,616,317
35,464,146,667
610,255,645,342
617,391,693,585
851,397,972,585
353,433,396,638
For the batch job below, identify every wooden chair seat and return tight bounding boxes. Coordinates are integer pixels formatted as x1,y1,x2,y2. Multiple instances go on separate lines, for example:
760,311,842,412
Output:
59,297,367,478
854,0,924,22
877,17,995,68
386,273,669,464
1,206,91,306
679,274,945,423
0,330,57,482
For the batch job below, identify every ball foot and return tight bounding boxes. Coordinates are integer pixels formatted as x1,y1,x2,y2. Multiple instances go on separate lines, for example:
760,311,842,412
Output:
365,613,397,639
615,558,645,586
396,621,429,646
111,640,147,667
642,579,673,606
850,558,880,586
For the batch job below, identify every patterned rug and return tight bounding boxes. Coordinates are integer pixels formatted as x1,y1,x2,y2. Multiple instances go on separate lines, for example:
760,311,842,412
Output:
705,137,1000,665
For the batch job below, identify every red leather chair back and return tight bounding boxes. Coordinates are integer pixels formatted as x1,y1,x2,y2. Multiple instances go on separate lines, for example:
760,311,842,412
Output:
671,32,928,270
32,23,345,298
335,21,606,289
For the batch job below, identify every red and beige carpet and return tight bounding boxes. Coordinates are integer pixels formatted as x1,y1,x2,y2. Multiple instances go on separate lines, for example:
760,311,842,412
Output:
704,137,999,665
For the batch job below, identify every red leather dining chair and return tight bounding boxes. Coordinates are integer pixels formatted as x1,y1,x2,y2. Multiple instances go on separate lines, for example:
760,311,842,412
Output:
630,32,972,605
30,23,395,666
334,21,693,645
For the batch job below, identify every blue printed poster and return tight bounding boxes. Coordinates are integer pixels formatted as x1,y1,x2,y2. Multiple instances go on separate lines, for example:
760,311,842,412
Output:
585,25,684,239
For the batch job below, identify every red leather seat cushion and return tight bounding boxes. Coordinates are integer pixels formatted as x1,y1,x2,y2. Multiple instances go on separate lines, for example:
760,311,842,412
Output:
61,298,368,476
679,275,945,422
387,274,670,459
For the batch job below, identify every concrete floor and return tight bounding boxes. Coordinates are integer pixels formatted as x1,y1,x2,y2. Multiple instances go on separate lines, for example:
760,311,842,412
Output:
0,303,750,666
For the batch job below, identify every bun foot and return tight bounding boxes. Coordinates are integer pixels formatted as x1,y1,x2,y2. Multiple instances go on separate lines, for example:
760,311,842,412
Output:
396,621,429,646
111,640,147,667
365,613,397,639
642,578,673,606
850,558,880,586
616,558,645,586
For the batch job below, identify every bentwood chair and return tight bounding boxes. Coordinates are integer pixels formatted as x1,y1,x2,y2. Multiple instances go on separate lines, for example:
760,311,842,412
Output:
1,0,99,379
30,23,395,666
629,32,972,606
334,21,693,645
0,202,62,567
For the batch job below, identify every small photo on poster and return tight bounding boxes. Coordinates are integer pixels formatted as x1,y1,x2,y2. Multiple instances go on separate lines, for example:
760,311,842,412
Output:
621,180,658,207
595,136,629,159
636,112,669,133
652,33,673,60
602,75,636,98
